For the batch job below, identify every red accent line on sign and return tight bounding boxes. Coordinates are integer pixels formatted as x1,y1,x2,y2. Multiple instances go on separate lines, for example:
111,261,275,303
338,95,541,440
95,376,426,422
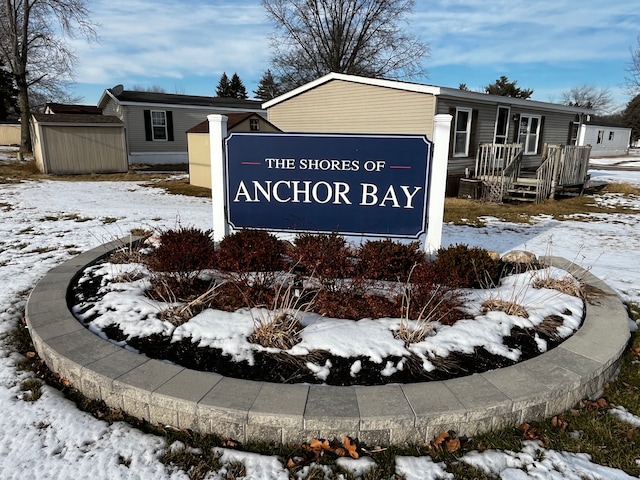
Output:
241,162,262,165
390,165,411,169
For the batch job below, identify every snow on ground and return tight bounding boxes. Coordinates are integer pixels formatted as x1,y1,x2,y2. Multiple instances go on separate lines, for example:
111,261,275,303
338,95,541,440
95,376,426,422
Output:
1,146,640,478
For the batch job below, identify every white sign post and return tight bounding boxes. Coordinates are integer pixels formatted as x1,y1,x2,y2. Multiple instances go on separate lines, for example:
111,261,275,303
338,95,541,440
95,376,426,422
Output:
425,113,453,256
208,114,229,242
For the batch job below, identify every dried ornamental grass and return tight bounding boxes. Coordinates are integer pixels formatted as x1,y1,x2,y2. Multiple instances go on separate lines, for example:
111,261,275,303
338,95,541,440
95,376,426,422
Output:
158,283,223,326
247,281,314,350
532,275,585,299
481,298,529,318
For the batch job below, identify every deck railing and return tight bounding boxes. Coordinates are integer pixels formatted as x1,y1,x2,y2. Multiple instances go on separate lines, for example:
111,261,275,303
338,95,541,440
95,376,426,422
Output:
535,144,592,202
474,143,523,180
471,143,591,203
474,143,523,202
557,145,592,188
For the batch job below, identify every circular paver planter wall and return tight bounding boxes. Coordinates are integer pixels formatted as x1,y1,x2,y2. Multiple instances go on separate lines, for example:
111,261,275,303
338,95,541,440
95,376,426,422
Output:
25,238,630,446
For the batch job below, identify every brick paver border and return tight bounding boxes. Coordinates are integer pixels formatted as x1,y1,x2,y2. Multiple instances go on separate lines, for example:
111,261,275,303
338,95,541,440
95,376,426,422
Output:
25,239,630,445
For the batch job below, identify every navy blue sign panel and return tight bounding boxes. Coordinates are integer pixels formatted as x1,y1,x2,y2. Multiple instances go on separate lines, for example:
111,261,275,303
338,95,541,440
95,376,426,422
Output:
225,132,432,238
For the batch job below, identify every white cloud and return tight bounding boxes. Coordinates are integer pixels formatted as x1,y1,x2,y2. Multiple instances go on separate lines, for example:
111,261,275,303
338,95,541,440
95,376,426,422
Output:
71,0,271,87
413,0,638,67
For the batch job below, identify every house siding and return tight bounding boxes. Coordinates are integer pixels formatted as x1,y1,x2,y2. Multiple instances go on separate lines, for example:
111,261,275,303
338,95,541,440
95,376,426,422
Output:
101,94,267,165
267,80,436,136
436,96,509,174
437,96,579,173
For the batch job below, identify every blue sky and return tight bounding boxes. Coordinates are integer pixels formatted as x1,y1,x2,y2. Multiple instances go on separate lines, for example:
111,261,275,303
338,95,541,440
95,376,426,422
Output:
69,0,639,112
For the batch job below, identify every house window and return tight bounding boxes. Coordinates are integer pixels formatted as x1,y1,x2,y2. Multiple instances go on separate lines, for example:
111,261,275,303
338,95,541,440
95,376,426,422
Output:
518,114,542,154
609,131,615,141
597,130,604,144
151,110,167,140
454,108,472,157
250,118,260,131
493,106,510,144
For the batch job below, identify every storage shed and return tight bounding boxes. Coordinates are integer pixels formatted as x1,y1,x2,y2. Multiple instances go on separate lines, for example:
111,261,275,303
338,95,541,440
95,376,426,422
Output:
31,113,127,174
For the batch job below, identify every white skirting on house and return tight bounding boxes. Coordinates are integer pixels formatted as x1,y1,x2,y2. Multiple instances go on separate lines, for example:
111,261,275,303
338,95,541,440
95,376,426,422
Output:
129,152,188,165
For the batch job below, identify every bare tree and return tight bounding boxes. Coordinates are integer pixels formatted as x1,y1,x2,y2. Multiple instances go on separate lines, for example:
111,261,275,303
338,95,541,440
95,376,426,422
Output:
0,0,97,153
560,84,614,114
626,35,640,96
262,0,429,92
131,85,167,93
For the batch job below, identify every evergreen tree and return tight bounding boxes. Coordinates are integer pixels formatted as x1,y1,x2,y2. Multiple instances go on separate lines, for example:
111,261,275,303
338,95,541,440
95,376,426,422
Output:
229,73,248,99
484,76,533,99
216,72,232,97
0,60,19,121
254,69,281,100
622,94,640,144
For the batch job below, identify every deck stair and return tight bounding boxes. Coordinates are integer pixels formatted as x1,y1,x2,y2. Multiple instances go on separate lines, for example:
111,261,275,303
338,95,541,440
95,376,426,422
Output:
504,177,540,202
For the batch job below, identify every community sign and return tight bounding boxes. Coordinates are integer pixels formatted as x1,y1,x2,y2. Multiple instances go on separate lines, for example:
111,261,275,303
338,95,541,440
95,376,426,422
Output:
225,133,433,238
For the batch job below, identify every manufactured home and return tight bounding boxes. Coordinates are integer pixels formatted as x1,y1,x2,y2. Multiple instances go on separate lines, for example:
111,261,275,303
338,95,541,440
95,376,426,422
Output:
98,86,264,165
263,73,592,197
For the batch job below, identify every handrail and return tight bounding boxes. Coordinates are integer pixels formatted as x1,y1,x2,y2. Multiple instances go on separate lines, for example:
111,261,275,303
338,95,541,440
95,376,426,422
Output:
535,144,561,202
500,149,523,199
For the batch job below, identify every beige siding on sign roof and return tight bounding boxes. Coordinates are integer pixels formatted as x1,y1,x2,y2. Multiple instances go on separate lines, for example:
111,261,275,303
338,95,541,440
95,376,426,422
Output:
188,132,211,189
268,80,435,137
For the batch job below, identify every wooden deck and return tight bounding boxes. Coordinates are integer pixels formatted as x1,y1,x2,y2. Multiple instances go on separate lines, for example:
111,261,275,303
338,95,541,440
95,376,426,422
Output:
467,143,592,203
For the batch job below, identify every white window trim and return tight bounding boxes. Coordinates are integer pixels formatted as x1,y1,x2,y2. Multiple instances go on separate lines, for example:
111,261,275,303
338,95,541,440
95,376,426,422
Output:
453,107,472,157
493,106,511,144
250,118,260,131
151,110,168,141
518,114,542,155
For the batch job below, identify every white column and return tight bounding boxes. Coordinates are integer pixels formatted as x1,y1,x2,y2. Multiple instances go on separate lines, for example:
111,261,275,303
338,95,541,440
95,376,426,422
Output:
208,114,229,242
424,114,453,256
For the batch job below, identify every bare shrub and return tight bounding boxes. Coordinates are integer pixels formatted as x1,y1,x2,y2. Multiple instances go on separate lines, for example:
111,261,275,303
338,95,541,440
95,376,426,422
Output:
145,227,216,299
217,230,286,289
291,232,353,290
406,262,467,326
436,243,503,288
356,239,425,282
313,289,397,320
